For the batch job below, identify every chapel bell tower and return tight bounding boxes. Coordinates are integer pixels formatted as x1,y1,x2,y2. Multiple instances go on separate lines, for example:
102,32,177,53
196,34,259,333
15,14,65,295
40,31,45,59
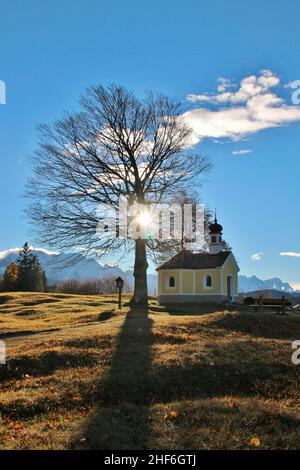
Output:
208,213,224,254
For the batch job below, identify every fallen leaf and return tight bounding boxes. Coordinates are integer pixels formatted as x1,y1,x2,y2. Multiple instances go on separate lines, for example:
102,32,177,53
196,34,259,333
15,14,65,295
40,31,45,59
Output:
70,396,81,402
250,437,261,447
14,424,23,431
230,394,238,408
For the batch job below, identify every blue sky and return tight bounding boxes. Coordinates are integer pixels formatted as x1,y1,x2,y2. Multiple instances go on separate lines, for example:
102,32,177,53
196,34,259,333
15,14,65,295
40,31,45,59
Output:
0,0,300,286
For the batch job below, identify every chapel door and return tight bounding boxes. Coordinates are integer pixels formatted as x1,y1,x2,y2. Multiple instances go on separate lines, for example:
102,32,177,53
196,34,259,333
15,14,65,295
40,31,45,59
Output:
227,276,233,302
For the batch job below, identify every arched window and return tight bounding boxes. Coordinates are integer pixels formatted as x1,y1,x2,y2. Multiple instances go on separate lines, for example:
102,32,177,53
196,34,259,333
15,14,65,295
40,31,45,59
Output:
206,275,212,288
211,236,216,243
169,276,175,288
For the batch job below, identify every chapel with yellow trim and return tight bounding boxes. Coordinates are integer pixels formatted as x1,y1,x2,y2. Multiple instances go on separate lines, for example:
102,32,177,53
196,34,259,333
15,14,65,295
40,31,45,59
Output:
157,216,239,304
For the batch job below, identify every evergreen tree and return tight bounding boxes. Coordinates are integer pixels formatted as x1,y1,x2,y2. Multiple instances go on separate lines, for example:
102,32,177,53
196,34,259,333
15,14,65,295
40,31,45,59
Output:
16,243,47,292
2,262,19,291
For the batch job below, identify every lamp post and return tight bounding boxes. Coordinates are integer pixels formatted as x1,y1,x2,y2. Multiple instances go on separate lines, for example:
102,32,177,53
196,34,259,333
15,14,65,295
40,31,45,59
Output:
115,276,124,309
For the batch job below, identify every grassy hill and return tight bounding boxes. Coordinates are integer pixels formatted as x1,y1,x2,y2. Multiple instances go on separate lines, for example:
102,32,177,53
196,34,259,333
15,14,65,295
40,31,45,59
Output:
0,292,299,450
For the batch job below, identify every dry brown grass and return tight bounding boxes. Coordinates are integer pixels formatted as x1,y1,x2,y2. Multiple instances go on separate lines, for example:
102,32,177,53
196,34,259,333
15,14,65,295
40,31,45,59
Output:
0,292,299,449
0,291,127,337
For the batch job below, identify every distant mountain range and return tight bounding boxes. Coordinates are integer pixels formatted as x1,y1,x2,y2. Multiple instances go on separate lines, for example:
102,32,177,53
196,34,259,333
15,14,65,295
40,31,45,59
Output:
238,289,300,303
0,247,298,296
238,274,297,294
0,247,158,294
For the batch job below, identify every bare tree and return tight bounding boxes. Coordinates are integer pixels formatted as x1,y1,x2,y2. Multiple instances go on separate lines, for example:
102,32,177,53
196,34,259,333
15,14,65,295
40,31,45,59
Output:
27,85,210,306
151,189,231,265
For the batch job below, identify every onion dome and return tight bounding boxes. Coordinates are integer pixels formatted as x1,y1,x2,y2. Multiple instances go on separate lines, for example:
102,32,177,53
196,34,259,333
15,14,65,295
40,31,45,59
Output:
209,215,223,234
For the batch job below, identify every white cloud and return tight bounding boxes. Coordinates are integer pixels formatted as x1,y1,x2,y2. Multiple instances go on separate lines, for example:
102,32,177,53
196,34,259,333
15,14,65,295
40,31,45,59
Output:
232,149,253,155
280,252,300,258
251,252,264,261
183,70,300,144
291,282,300,291
186,93,212,103
217,77,236,92
188,71,280,105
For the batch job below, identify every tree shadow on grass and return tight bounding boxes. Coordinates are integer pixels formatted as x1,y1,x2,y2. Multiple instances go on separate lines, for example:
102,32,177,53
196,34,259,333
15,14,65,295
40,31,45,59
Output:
71,308,153,450
68,310,300,449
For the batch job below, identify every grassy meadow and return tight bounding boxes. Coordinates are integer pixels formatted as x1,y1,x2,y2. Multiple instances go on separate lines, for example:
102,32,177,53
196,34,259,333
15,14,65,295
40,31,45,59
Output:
0,292,299,450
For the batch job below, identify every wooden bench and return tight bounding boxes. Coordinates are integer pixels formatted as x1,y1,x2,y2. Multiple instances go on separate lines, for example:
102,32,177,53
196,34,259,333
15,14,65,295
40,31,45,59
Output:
244,296,292,314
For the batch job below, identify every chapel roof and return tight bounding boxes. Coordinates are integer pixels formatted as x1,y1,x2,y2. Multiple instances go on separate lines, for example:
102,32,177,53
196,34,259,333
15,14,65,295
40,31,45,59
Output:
156,249,232,270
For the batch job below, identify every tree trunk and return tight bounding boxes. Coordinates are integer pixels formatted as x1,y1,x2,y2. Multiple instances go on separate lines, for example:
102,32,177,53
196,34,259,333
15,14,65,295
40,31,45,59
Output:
130,238,149,306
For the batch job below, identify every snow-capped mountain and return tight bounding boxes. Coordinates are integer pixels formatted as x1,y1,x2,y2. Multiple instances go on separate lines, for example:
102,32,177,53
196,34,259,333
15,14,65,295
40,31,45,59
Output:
0,247,158,294
238,274,294,293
